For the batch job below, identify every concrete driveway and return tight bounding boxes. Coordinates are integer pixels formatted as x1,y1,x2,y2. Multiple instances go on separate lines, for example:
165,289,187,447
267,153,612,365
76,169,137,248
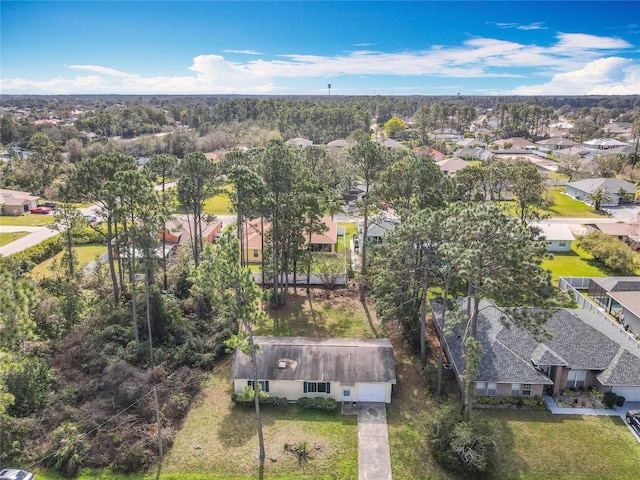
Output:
357,403,392,480
615,401,640,443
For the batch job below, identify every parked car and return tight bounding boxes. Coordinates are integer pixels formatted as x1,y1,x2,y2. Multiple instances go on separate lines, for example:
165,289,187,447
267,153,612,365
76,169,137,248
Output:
38,201,57,209
29,206,51,214
626,409,640,434
0,469,35,480
84,213,97,223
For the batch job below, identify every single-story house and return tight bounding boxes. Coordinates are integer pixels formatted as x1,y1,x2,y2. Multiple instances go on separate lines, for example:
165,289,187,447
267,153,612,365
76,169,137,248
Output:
155,215,223,259
242,216,337,263
230,336,396,403
564,178,637,207
456,138,486,149
583,138,627,150
535,138,578,150
360,218,399,246
430,128,463,143
0,189,40,216
588,277,640,337
431,298,640,401
454,147,493,162
492,137,537,150
436,157,470,177
285,137,313,148
588,223,640,250
531,222,575,252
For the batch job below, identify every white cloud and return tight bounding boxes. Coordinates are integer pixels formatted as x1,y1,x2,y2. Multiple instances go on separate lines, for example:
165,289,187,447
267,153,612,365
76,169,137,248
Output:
1,32,636,94
510,57,640,95
493,22,548,31
67,65,137,78
222,49,263,55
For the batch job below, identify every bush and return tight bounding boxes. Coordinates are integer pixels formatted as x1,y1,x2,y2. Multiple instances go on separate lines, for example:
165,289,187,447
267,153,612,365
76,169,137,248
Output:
425,402,498,477
603,391,618,408
5,356,57,417
12,235,63,271
231,393,288,406
297,397,338,411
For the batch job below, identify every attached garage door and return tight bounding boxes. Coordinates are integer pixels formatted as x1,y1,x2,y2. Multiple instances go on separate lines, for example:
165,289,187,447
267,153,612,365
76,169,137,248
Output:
357,383,386,402
612,387,640,402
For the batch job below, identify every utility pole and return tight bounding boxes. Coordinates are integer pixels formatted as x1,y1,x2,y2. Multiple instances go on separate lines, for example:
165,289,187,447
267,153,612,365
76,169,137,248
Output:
328,83,331,100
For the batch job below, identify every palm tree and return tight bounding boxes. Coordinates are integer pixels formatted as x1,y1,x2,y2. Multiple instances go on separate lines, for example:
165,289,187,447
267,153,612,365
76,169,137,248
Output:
586,188,613,212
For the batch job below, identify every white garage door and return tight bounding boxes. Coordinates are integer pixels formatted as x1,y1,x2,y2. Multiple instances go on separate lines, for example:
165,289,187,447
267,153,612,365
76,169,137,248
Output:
612,387,640,402
357,383,386,402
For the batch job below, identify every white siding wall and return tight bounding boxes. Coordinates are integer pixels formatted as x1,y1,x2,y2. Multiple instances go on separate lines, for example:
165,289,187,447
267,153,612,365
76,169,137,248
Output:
233,379,393,403
547,240,573,252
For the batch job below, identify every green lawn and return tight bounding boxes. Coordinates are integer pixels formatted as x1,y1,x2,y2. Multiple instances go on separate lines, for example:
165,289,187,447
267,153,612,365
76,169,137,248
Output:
31,244,107,279
337,221,357,253
478,409,640,480
542,245,613,285
0,214,55,226
544,187,603,218
0,231,29,246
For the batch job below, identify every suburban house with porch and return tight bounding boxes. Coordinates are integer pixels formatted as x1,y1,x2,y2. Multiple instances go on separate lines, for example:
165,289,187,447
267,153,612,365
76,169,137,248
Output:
241,216,338,264
564,178,637,207
0,189,40,216
230,336,396,403
431,298,640,401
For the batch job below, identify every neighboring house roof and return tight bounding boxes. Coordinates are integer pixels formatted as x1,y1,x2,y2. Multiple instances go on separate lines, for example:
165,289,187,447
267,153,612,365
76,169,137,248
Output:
366,218,399,238
0,188,40,206
285,137,313,148
531,222,575,242
229,336,396,384
327,139,349,147
589,276,640,293
436,157,470,175
161,215,222,245
243,216,337,249
431,298,640,387
590,222,636,238
566,178,636,195
456,138,486,148
377,138,405,149
535,138,578,148
583,138,627,149
493,137,537,149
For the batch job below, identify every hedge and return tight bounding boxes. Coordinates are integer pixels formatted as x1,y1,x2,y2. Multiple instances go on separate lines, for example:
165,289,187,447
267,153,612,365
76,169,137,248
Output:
297,397,338,411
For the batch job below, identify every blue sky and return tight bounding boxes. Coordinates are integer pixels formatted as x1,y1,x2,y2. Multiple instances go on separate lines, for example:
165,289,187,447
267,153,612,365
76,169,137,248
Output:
1,1,639,95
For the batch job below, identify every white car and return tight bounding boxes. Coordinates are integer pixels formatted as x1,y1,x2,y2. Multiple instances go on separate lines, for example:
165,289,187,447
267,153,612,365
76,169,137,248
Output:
0,469,34,480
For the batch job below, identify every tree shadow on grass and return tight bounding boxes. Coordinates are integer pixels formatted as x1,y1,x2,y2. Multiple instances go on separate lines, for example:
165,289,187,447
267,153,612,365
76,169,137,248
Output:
217,403,277,447
360,299,380,338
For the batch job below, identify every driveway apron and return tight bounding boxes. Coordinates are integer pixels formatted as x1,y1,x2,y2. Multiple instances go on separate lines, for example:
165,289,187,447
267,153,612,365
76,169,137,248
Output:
357,403,392,480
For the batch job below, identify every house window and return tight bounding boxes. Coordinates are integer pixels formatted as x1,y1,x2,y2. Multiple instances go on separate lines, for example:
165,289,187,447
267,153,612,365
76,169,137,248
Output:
343,388,351,398
566,370,586,388
487,383,497,396
522,384,532,397
559,240,567,247
303,382,331,394
475,382,497,396
253,249,259,258
247,380,269,393
511,383,521,397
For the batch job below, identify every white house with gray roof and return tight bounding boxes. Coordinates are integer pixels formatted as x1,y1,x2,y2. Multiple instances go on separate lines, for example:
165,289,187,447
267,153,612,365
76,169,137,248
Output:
431,298,640,401
564,178,637,207
230,336,396,403
531,222,575,252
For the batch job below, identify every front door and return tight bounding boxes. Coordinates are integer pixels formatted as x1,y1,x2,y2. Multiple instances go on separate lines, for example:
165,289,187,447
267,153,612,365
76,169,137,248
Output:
342,387,352,402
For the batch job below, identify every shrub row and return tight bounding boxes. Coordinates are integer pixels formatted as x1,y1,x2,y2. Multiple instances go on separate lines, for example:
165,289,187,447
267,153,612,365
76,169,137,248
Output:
475,395,545,408
11,235,63,271
231,394,289,406
297,396,338,411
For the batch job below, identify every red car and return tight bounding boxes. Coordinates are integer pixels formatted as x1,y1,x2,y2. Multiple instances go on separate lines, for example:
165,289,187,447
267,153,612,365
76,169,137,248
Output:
29,206,52,214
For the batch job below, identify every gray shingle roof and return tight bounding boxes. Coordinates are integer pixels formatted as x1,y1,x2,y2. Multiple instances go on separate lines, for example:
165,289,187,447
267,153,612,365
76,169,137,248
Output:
565,178,636,195
229,336,396,384
431,299,640,386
